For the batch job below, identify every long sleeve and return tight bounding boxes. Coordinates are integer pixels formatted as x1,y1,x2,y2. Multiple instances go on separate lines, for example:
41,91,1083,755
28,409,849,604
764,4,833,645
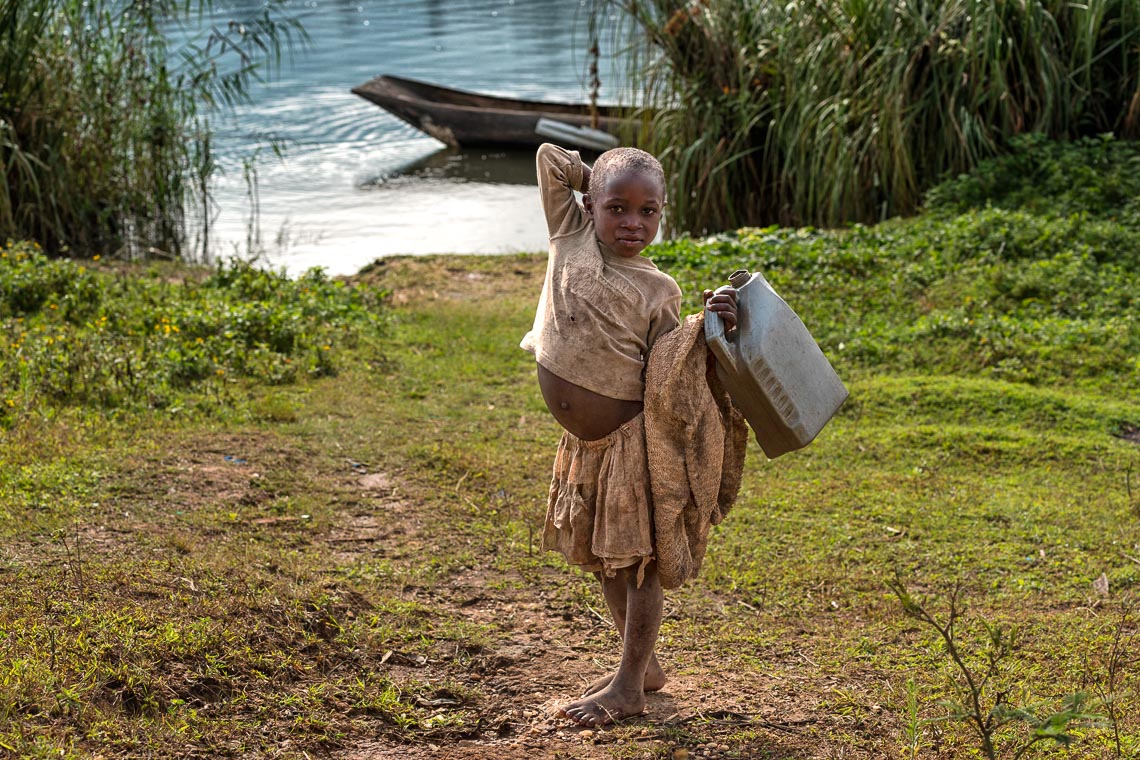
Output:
524,143,682,402
536,143,588,239
645,284,682,353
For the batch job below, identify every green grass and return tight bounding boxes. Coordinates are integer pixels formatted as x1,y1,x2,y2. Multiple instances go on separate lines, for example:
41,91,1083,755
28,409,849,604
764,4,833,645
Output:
0,417,493,757
349,249,1139,758
1,141,1138,757
0,242,387,420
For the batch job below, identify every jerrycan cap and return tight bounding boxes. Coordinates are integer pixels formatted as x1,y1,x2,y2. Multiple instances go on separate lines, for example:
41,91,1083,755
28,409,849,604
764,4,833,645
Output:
728,269,751,289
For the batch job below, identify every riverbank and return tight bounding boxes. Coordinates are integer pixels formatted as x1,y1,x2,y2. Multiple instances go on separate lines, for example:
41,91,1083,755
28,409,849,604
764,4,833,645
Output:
2,138,1139,758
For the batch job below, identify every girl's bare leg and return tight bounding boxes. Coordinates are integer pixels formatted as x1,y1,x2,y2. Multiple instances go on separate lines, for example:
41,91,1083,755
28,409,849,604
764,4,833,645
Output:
582,569,666,696
559,562,663,727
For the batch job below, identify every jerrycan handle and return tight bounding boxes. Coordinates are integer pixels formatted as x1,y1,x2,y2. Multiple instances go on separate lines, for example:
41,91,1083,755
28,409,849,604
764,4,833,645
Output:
704,270,750,375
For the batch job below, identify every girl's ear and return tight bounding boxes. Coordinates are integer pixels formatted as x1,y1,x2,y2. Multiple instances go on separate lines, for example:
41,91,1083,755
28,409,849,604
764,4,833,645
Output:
582,193,594,217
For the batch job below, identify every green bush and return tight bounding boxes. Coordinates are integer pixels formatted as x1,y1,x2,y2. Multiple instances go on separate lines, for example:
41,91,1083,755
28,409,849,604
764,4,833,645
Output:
925,134,1140,225
649,140,1140,389
0,242,386,421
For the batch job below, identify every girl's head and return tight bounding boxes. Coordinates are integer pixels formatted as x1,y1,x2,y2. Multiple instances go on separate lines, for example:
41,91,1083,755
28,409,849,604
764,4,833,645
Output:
587,147,665,200
584,147,666,258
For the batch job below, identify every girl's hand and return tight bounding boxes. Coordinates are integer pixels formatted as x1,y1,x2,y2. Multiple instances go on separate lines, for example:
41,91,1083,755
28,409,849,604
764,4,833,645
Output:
703,287,738,331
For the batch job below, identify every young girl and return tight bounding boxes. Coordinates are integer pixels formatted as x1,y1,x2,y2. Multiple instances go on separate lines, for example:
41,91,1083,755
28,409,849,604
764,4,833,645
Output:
521,143,737,727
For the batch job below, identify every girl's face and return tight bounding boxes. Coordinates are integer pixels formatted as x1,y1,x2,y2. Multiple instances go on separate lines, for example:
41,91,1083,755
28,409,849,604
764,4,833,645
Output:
584,172,665,257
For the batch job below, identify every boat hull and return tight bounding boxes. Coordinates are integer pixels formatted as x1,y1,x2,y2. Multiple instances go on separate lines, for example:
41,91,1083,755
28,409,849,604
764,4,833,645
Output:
352,75,626,150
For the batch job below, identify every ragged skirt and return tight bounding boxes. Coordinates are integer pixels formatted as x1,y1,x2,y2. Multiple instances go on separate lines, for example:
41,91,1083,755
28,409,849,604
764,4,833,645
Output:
541,413,654,584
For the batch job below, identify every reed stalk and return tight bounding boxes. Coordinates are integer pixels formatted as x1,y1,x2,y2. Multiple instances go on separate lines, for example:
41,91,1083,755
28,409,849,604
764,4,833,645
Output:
0,0,303,259
604,0,1140,234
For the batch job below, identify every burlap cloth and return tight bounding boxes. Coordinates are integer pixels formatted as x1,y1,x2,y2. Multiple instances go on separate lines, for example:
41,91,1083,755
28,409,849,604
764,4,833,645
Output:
644,312,749,589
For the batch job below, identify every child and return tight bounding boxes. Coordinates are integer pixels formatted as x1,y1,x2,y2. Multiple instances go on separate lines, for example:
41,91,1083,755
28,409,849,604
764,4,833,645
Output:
521,143,737,727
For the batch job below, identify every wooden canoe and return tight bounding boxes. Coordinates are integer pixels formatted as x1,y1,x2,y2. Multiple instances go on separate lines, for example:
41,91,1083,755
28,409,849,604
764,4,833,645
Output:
351,75,627,150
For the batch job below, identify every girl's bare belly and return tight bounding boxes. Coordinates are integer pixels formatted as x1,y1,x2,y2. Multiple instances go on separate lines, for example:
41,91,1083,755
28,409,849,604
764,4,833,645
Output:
537,364,643,441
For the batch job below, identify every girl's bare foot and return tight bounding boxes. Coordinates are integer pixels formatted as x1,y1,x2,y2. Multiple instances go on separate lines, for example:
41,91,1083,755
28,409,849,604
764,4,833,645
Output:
562,564,662,727
558,683,645,727
581,658,666,696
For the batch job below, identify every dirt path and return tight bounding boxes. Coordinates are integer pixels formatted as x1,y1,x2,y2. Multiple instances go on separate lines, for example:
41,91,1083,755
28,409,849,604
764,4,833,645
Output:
337,472,822,760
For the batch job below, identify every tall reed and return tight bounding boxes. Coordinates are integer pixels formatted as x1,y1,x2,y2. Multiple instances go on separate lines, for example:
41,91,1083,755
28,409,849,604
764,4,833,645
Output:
0,0,303,259
605,0,1140,234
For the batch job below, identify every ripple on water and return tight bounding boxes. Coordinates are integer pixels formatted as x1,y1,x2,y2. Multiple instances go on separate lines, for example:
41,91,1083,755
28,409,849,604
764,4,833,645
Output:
197,0,630,272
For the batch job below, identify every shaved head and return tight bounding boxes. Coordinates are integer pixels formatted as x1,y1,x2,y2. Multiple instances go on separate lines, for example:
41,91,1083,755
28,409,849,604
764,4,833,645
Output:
588,147,665,199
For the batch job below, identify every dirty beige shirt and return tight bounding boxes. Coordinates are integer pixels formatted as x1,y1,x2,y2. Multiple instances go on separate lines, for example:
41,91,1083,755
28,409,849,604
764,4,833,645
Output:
520,143,682,402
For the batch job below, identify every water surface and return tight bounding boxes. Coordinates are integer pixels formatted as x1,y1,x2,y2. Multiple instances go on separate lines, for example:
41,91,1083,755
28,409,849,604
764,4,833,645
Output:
196,0,630,275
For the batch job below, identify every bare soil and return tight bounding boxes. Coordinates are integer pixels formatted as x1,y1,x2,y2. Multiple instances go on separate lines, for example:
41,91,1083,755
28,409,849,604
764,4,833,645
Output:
337,507,834,760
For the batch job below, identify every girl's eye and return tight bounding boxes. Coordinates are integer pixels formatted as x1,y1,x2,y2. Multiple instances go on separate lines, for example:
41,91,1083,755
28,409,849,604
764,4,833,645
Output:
609,206,623,213
642,208,657,216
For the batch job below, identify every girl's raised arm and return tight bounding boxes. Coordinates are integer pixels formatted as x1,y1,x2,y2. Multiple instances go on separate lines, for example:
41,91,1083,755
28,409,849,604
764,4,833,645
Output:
536,143,590,240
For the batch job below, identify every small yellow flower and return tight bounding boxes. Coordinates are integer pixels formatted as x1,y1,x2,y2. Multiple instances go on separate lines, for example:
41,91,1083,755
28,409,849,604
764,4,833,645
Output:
93,254,101,261
49,304,57,310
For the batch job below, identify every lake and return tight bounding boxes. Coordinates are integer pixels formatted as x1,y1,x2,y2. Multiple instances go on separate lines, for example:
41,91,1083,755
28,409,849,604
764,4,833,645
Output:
193,0,632,275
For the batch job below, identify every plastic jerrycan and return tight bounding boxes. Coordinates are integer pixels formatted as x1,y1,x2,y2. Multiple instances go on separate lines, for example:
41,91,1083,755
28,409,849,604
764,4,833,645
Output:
705,269,849,458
